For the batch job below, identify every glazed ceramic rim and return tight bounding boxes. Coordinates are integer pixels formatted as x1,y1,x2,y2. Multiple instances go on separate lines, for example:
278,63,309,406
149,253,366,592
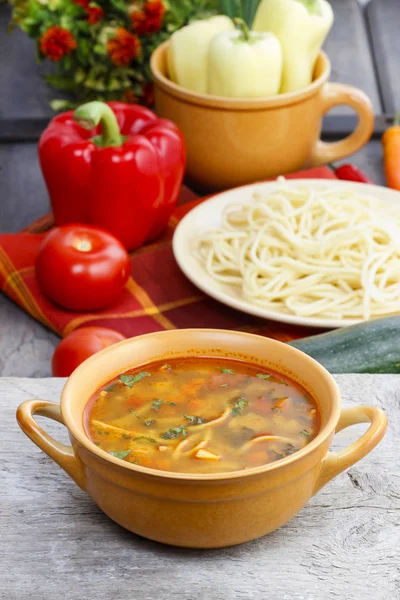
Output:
150,41,331,110
172,179,400,329
61,329,341,482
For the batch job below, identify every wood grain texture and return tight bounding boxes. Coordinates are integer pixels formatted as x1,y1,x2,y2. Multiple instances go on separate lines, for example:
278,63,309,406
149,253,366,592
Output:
367,0,400,114
325,0,382,115
1,375,399,600
0,143,50,233
0,6,58,120
0,296,58,377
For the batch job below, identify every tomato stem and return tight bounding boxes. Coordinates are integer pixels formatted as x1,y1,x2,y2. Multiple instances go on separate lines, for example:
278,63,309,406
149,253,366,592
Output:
75,239,92,252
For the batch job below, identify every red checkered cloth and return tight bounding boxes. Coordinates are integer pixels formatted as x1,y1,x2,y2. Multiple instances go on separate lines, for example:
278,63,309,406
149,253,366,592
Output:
0,167,337,340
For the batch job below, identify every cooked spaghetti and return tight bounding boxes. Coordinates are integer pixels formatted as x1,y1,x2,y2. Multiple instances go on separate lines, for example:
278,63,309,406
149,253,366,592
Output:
196,181,400,320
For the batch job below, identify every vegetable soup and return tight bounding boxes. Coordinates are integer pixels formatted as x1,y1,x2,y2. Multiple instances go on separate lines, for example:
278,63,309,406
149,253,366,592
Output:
84,358,320,474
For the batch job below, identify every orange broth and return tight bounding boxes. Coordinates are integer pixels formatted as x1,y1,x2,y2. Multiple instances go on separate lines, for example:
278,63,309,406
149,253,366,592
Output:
84,358,320,474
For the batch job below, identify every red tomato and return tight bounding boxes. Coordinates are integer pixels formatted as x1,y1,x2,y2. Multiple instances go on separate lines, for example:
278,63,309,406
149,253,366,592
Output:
36,224,130,311
52,326,126,377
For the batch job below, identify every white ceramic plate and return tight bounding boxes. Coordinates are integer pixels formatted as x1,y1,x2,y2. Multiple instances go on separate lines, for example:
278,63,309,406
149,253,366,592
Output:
173,179,400,329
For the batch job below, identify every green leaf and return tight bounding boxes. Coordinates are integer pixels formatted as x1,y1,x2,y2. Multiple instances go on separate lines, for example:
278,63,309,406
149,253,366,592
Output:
129,410,141,418
151,398,164,411
161,426,188,440
218,368,235,375
256,373,271,380
120,372,151,388
132,436,157,444
299,430,310,437
108,450,131,459
184,414,205,425
45,74,78,91
50,99,77,112
230,397,248,415
105,383,117,392
151,399,176,411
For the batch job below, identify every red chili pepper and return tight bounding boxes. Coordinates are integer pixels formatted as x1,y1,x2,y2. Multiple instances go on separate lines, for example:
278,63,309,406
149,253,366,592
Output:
39,101,186,251
332,163,373,184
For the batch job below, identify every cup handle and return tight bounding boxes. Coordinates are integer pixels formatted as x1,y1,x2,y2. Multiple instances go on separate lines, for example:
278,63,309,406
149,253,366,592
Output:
313,406,387,494
16,399,86,490
311,82,374,166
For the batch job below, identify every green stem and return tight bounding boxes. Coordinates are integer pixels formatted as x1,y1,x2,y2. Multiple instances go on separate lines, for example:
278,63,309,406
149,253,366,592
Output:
294,0,321,16
233,17,251,41
394,110,400,127
73,101,123,148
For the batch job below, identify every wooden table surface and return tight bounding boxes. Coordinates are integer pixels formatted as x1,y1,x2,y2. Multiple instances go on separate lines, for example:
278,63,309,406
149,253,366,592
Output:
2,374,399,600
1,0,400,377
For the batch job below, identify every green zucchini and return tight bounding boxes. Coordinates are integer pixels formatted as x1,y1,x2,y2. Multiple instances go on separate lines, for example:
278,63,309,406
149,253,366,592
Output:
289,315,400,374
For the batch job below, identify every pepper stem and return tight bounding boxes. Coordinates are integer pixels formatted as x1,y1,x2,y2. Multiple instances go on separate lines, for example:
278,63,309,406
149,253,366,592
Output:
394,110,400,127
73,101,123,147
294,0,321,16
233,17,251,42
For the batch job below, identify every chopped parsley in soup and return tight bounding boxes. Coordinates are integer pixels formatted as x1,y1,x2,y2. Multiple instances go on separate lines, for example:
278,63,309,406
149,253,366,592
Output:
84,358,320,474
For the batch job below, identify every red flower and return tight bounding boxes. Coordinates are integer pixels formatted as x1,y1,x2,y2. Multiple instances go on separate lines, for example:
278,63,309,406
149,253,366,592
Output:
131,0,166,35
131,9,148,35
72,0,103,24
87,4,104,24
107,28,141,66
40,26,77,62
141,82,154,107
122,89,139,104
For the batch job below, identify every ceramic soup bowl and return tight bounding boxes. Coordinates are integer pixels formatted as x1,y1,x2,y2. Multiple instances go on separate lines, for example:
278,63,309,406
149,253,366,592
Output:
17,329,387,548
150,43,374,192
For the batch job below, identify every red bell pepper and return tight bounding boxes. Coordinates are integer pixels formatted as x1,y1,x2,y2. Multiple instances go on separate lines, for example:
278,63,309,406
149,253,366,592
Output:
39,101,186,251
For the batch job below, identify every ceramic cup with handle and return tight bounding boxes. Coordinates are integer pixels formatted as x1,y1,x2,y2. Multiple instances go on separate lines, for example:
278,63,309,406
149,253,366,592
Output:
16,329,387,548
150,43,374,191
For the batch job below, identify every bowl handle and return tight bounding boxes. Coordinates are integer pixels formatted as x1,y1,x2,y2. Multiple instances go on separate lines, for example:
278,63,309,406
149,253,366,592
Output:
313,406,387,494
16,400,86,490
311,82,374,166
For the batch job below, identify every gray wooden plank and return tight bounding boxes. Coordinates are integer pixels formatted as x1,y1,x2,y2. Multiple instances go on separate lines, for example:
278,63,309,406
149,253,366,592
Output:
1,375,399,600
336,137,386,186
0,139,386,237
325,0,381,115
0,6,58,120
0,143,50,233
367,0,400,114
0,295,57,377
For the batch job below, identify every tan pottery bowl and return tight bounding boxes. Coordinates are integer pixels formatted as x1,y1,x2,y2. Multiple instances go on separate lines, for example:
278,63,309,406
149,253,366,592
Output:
150,43,374,191
17,329,387,548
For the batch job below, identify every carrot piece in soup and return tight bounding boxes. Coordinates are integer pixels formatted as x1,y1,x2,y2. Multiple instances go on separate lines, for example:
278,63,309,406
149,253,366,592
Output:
180,378,206,396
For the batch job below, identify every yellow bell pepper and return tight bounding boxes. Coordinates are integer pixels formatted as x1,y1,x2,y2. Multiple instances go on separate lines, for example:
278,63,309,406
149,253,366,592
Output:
208,18,282,98
253,0,334,93
167,15,234,95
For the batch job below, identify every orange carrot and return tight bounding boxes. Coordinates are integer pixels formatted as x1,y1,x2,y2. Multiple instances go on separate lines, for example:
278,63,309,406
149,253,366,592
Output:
274,396,288,409
248,451,267,466
382,112,400,190
180,378,205,397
